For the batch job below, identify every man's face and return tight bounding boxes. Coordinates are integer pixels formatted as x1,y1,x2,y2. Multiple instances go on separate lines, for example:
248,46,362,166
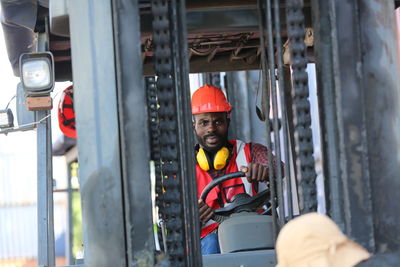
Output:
193,112,230,153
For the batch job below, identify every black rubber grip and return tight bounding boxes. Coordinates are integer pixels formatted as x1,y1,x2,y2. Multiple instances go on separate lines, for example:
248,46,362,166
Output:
200,171,246,202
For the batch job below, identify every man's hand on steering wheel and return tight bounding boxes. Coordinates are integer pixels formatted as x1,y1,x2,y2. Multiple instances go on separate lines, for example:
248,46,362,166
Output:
198,199,215,223
240,163,269,183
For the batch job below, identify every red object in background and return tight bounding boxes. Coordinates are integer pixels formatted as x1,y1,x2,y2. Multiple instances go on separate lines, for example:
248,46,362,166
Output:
58,85,76,139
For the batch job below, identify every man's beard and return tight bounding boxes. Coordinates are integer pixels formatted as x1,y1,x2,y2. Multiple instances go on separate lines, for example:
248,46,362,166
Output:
196,132,228,153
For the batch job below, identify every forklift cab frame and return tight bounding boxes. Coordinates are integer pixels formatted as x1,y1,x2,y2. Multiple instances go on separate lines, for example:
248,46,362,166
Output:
2,0,400,266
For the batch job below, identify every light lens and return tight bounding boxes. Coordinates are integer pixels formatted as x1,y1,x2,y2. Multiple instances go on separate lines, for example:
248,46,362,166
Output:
22,59,51,89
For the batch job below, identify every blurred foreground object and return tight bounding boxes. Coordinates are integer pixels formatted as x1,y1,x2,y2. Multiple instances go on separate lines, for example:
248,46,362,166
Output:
276,213,370,267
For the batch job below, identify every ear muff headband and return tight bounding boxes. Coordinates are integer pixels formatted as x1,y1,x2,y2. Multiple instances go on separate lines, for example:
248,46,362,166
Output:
196,147,230,171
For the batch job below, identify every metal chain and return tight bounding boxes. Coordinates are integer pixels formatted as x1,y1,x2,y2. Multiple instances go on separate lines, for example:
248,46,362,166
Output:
285,0,317,213
146,77,162,193
145,77,166,252
151,0,185,265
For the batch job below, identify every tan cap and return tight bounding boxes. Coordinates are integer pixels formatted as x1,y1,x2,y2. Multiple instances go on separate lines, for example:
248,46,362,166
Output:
276,213,370,267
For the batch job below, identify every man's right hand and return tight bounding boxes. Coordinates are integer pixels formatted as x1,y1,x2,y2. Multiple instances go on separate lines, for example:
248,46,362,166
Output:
198,199,214,224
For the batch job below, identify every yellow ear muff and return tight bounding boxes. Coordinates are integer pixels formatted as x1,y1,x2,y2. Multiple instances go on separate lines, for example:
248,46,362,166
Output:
213,146,229,170
197,146,230,171
196,148,211,171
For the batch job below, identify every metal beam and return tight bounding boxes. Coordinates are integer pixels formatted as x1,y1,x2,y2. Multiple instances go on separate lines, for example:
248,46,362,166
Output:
310,0,344,229
36,32,55,267
312,0,375,251
143,55,261,76
68,1,127,266
150,0,202,264
37,109,55,267
112,0,155,265
359,0,400,253
170,0,203,265
140,7,313,35
312,0,400,254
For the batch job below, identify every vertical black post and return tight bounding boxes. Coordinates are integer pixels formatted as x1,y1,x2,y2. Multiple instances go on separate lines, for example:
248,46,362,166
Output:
264,0,285,227
312,0,376,250
286,0,318,213
310,0,345,229
151,0,201,265
171,0,202,265
69,1,127,266
359,1,400,253
272,0,294,221
257,0,279,238
113,0,155,265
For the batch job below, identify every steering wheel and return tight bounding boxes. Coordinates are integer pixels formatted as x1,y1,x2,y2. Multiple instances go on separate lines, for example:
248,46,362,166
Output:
200,171,270,217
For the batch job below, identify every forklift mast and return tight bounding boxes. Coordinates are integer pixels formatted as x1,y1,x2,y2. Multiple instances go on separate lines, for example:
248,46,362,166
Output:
1,0,400,266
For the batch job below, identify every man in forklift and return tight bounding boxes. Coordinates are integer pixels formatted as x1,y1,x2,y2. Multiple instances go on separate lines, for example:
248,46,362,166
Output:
192,84,277,255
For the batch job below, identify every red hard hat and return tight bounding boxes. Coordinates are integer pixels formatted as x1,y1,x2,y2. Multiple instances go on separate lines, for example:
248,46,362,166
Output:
58,85,76,139
191,84,232,114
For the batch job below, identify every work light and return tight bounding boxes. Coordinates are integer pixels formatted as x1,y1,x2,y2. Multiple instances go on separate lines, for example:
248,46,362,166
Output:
0,109,14,128
19,52,55,96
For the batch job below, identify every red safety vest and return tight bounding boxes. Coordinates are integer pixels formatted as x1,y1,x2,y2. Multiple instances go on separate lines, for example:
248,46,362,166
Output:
197,140,258,238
